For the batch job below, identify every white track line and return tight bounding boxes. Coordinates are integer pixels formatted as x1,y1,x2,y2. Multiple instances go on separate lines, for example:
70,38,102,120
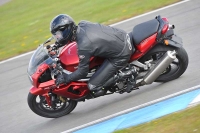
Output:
62,84,200,133
0,51,34,65
0,0,190,65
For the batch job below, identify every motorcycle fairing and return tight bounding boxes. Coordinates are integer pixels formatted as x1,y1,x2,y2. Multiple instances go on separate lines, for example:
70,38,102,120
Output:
137,33,157,53
129,33,157,61
30,81,89,100
31,63,50,87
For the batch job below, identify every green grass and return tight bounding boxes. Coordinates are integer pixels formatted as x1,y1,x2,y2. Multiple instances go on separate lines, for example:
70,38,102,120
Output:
114,104,200,133
0,0,179,61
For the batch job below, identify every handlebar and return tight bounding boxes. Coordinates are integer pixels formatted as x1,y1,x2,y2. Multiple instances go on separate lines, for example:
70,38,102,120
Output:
46,43,64,79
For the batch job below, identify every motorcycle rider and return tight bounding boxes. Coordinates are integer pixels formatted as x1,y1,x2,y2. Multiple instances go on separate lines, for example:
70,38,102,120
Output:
50,14,136,96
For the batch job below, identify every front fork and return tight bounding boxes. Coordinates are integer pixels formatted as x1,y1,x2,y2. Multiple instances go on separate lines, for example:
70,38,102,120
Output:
44,91,67,108
30,86,58,107
44,93,52,106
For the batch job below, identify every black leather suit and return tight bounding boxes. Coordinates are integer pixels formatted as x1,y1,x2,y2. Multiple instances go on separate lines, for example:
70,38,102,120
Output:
68,21,134,91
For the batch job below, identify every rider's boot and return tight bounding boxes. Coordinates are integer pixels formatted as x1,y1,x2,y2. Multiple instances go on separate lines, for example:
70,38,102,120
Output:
92,87,105,97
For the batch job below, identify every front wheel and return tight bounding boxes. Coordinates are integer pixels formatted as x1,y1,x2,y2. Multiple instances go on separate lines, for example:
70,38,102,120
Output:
139,44,189,82
27,93,78,118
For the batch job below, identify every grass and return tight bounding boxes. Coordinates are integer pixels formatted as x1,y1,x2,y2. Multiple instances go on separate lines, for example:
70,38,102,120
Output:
114,104,200,133
0,0,179,61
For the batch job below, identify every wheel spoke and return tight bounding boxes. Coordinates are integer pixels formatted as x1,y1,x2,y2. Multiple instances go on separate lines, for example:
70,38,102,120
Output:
28,92,78,118
36,95,68,111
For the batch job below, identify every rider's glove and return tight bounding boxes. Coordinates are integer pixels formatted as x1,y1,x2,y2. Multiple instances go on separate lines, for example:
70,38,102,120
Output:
55,72,70,87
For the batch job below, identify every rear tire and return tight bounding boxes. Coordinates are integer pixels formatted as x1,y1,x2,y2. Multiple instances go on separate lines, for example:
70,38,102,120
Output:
139,44,188,82
27,93,77,118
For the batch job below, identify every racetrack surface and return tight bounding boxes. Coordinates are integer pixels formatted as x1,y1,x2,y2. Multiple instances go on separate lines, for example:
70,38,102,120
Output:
1,0,200,133
0,0,10,6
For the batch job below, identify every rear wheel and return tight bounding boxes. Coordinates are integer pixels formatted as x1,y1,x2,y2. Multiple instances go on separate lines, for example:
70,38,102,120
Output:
139,44,188,82
27,93,77,118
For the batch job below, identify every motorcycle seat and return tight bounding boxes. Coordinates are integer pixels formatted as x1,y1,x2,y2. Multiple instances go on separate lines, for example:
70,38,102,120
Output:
131,19,159,45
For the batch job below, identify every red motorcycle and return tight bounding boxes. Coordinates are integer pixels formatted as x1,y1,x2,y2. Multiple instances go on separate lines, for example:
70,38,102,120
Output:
27,16,188,118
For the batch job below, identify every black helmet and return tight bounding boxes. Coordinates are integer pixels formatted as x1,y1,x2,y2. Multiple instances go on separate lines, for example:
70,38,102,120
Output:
50,14,76,47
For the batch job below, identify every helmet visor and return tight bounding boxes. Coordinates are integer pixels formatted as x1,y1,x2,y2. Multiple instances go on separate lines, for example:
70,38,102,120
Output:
52,25,72,43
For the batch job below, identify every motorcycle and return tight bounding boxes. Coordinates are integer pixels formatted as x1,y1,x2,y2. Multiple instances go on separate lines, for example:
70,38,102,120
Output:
27,15,188,118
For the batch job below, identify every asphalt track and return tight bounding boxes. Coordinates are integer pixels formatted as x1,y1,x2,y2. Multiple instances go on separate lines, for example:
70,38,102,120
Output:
0,0,200,133
0,0,10,6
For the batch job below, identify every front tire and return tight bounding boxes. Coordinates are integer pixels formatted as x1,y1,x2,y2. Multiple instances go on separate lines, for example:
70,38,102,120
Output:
139,44,188,82
27,93,78,118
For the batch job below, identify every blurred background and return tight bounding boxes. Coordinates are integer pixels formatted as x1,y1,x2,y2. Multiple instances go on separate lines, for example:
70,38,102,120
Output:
0,0,178,61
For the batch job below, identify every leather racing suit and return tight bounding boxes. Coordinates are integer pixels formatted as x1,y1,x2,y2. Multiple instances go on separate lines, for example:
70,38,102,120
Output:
67,21,135,91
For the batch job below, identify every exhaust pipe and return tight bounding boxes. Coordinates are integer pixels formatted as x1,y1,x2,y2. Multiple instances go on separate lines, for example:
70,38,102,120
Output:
169,24,175,29
139,50,177,85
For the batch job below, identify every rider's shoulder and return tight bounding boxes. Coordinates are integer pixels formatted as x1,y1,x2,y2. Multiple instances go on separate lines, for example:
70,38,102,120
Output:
78,20,90,26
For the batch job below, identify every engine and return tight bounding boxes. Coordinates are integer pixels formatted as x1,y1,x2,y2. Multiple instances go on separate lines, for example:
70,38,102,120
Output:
103,65,139,94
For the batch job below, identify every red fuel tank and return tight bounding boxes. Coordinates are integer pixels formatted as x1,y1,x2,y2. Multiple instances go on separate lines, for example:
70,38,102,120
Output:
59,42,104,72
59,42,79,72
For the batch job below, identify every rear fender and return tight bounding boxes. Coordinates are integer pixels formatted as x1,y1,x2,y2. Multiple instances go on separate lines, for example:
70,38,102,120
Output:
165,34,183,48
